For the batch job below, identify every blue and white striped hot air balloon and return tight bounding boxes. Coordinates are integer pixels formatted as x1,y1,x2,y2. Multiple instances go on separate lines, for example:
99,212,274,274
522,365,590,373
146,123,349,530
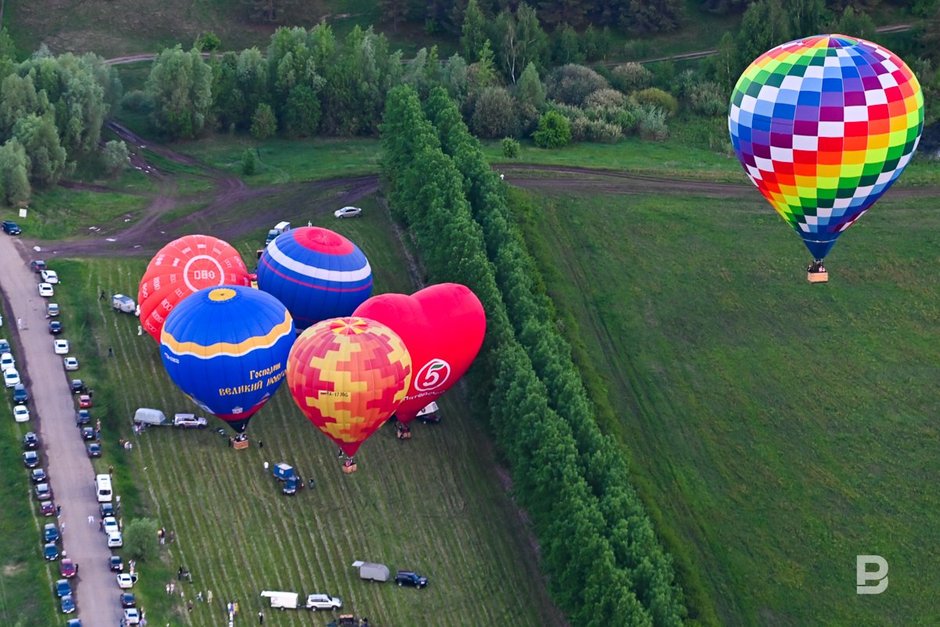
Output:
160,286,295,433
256,227,373,330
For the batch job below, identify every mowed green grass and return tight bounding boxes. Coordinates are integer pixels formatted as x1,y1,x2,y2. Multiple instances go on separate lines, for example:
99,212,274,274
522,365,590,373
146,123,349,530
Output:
520,187,940,625
46,206,561,626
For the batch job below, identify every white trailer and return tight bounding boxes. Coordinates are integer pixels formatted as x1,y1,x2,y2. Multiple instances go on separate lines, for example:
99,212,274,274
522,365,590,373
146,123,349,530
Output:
261,590,299,610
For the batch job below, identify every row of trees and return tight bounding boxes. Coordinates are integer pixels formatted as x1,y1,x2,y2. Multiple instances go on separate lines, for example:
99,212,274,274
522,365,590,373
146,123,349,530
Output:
0,32,123,205
381,83,687,625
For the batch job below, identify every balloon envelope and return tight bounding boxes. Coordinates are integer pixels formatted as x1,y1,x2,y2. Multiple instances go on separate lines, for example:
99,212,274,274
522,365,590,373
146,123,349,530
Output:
354,283,485,423
286,317,412,457
257,227,373,330
160,286,295,433
139,234,251,341
728,34,924,260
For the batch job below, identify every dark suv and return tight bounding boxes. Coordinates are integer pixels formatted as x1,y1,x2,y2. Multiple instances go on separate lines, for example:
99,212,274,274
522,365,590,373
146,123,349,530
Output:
2,220,21,235
12,383,28,404
394,570,428,588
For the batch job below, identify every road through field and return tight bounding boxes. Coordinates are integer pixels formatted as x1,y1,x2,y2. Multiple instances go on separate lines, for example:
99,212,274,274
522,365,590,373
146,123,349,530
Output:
0,234,123,627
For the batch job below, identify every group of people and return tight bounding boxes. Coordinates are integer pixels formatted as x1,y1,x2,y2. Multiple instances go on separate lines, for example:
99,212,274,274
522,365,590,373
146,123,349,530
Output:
807,260,827,273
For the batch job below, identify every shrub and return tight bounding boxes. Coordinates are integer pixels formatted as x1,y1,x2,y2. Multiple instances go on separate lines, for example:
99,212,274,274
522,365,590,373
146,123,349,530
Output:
250,103,277,139
688,81,727,117
471,86,518,138
532,110,572,148
502,137,521,158
633,87,679,117
570,116,591,142
242,148,257,175
635,105,669,140
584,119,622,143
610,62,652,93
120,90,153,113
546,64,609,106
101,140,129,176
123,518,159,562
584,88,626,110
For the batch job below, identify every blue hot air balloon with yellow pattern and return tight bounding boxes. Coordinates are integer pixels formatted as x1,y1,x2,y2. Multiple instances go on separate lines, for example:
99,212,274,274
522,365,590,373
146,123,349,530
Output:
160,286,295,433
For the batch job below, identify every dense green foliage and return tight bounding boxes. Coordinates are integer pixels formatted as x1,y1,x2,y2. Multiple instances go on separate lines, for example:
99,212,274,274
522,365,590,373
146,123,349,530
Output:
381,84,686,626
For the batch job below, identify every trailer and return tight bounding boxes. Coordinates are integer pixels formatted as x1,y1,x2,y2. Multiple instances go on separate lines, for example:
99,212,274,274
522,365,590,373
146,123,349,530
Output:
352,560,389,582
261,590,299,610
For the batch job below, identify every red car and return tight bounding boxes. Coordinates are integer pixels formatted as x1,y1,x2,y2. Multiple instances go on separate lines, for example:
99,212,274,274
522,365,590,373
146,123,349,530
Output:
39,500,55,516
78,394,92,409
59,558,78,578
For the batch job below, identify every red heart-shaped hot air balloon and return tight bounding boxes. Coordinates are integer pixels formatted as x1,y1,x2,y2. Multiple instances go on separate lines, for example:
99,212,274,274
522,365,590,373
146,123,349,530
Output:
353,283,486,424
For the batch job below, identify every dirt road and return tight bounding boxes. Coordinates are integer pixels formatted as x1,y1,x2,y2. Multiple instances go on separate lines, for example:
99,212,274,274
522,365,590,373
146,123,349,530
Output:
0,235,123,627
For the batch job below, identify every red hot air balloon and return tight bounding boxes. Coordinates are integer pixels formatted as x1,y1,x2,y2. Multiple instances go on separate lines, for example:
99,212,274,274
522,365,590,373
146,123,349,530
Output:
138,235,251,341
353,283,485,424
286,317,412,467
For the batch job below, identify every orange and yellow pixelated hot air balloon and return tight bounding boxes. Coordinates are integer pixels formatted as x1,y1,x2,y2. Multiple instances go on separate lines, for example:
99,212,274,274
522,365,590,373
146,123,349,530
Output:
286,317,412,461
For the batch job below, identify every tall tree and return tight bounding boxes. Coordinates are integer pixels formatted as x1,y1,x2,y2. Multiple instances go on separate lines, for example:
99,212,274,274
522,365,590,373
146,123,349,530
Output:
0,139,30,205
736,0,792,70
461,0,489,62
12,113,68,187
146,46,213,139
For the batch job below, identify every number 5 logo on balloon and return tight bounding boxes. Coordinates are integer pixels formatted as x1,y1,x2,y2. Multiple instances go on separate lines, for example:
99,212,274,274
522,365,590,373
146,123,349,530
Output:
414,359,451,392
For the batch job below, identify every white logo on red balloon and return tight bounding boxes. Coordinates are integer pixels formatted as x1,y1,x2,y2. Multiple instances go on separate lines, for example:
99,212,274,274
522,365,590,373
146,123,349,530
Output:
414,359,451,392
182,255,226,292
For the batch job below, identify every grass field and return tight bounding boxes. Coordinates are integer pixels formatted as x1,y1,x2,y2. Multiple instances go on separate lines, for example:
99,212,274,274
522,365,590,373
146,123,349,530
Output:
518,186,940,625
41,204,562,626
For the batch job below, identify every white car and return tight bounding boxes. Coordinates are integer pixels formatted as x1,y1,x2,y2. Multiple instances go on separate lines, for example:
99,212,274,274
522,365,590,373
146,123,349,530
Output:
333,206,362,219
173,413,208,429
13,404,29,423
0,351,13,370
40,269,59,284
107,531,124,548
53,339,69,355
116,572,137,588
123,607,141,625
38,282,54,297
102,516,120,535
305,593,343,611
3,367,20,388
63,357,79,371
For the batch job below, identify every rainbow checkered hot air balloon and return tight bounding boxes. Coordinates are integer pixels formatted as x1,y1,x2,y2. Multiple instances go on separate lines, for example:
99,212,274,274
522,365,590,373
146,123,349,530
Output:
286,317,412,463
257,227,373,330
728,34,924,265
160,286,295,433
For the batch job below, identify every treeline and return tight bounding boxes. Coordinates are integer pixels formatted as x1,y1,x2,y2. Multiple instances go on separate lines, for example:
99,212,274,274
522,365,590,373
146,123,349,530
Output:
382,83,687,625
0,33,124,205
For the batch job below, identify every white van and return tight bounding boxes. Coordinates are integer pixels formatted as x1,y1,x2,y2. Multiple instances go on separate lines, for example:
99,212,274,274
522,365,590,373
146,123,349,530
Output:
265,221,291,245
260,590,298,609
95,474,113,503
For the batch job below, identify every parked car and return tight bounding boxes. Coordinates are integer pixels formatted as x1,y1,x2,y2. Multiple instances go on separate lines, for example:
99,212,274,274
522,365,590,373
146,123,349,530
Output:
116,573,137,588
173,413,207,429
12,382,28,403
60,594,76,615
23,451,39,468
38,282,54,297
109,554,124,572
43,522,60,543
80,426,97,441
49,320,63,334
107,531,123,548
43,542,59,561
46,302,59,317
123,607,140,625
53,339,69,354
2,220,21,235
22,431,39,449
0,351,14,370
100,502,116,518
13,404,29,423
305,593,343,611
39,500,55,516
120,592,136,608
30,260,46,273
60,558,78,578
334,206,363,219
64,357,79,371
0,339,8,352
102,516,119,535
111,294,136,314
3,367,20,388
70,379,86,394
86,442,102,457
67,619,82,627
34,482,53,500
78,394,92,409
40,269,59,284
54,579,72,598
76,409,91,426
394,570,429,588
31,467,48,483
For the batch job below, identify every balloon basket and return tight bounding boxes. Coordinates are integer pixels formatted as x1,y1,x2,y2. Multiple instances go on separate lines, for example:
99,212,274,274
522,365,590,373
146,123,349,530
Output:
396,431,412,440
232,439,250,450
807,270,829,283
342,463,358,474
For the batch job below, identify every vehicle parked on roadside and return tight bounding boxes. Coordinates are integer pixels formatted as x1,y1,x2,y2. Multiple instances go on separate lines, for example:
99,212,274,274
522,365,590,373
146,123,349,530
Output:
54,339,69,354
78,394,92,408
80,426,97,440
12,382,28,403
123,607,140,624
23,451,39,468
60,594,76,614
70,379,86,394
116,573,137,588
30,260,46,273
120,592,136,608
49,320,63,334
87,442,102,457
76,409,91,426
60,558,78,578
3,367,20,388
31,467,47,483
2,220,21,235
0,339,8,352
54,579,72,598
109,554,124,572
35,482,52,500
47,303,59,317
64,357,79,371
38,282,54,297
102,516,119,535
22,432,39,449
107,531,123,548
43,543,59,561
43,522,60,543
41,269,59,284
39,500,55,516
13,404,29,422
0,352,14,370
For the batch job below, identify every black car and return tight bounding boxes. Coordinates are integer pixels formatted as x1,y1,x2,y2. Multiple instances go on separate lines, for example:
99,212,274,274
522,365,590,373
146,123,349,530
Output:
30,468,47,483
86,442,102,457
70,379,86,394
2,220,21,235
48,320,63,334
109,554,123,572
100,501,115,518
12,383,28,404
22,432,39,450
120,592,136,608
75,409,91,426
79,426,97,441
34,482,52,500
29,259,46,273
394,570,429,588
23,451,39,468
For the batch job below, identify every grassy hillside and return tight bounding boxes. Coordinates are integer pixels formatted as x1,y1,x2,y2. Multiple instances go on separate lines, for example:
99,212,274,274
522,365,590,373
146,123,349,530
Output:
519,186,940,625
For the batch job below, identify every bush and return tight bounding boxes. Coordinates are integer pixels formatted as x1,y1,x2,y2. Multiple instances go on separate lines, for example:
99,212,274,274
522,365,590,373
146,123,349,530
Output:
635,105,669,140
242,148,257,175
502,137,520,158
250,103,277,139
532,110,572,148
123,518,159,562
101,140,129,176
633,87,679,117
687,81,727,117
584,119,622,143
610,62,653,93
120,90,153,113
584,88,626,110
570,117,591,142
546,64,609,106
471,86,518,139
